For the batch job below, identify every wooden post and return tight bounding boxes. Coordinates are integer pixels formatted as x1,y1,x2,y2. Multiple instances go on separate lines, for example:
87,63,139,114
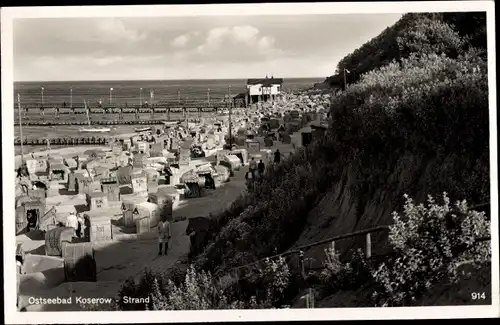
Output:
299,250,305,277
17,94,25,168
228,86,232,148
331,240,335,252
310,288,314,308
366,233,372,258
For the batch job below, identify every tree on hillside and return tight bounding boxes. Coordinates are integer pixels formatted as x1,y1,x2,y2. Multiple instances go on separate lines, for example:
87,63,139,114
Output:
396,16,465,59
326,12,486,88
442,12,487,50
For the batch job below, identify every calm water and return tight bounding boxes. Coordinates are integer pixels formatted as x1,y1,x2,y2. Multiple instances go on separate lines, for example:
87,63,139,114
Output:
14,78,321,108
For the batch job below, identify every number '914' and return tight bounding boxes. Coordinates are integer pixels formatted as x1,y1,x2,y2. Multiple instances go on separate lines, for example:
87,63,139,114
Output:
471,292,486,300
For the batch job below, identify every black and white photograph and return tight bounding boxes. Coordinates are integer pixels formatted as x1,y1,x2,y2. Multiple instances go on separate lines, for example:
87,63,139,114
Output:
1,1,498,323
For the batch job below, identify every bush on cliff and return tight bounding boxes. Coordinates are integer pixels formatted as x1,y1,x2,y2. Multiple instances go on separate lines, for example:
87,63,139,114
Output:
327,12,485,87
371,193,491,306
115,261,293,310
194,140,339,274
330,50,489,207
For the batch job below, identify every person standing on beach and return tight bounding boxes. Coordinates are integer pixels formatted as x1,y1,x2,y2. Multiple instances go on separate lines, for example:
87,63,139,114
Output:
65,212,79,237
245,170,254,190
83,215,91,239
158,216,172,255
76,213,84,238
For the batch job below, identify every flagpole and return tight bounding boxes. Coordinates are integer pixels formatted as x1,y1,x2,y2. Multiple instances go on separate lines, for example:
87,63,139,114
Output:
185,97,188,129
70,88,73,110
41,86,45,116
228,85,232,148
17,94,25,167
150,90,154,116
140,87,143,108
47,138,51,157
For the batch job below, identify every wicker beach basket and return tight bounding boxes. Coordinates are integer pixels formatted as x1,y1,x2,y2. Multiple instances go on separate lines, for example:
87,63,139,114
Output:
62,242,96,282
45,227,75,256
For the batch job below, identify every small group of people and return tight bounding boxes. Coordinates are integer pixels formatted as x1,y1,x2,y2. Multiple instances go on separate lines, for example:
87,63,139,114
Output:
245,157,266,190
244,149,284,189
64,212,88,239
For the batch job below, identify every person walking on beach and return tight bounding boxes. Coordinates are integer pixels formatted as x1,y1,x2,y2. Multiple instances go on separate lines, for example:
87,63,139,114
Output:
65,212,79,237
258,159,265,176
274,149,281,164
249,157,257,176
76,213,84,238
158,216,172,256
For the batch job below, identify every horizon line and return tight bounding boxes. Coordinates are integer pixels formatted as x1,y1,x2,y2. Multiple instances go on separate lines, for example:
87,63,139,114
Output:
13,76,326,83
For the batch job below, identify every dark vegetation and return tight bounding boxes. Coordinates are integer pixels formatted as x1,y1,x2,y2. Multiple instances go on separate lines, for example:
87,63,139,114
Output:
324,12,487,88
116,12,490,309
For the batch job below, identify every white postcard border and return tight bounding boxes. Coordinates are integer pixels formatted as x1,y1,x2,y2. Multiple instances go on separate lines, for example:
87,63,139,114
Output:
2,1,498,323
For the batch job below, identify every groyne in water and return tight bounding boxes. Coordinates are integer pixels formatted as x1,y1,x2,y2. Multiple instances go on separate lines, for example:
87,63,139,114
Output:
13,101,241,116
13,109,234,125
14,136,111,146
14,119,180,126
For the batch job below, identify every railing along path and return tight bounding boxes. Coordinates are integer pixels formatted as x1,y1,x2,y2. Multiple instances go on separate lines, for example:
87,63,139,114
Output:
227,200,491,278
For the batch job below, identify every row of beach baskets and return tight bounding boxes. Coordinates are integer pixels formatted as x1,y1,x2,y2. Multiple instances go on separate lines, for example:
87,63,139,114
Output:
44,227,97,282
43,215,152,282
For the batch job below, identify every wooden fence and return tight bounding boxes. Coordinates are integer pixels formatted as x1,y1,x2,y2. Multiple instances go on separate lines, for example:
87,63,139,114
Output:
229,200,491,279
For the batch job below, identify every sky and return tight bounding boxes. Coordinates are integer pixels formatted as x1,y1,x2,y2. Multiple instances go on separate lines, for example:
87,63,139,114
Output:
13,14,402,81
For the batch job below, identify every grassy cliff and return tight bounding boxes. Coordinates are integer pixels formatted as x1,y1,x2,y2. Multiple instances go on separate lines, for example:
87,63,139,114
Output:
324,12,486,88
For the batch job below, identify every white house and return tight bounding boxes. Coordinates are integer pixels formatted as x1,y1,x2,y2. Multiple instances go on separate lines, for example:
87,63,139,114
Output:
245,76,284,104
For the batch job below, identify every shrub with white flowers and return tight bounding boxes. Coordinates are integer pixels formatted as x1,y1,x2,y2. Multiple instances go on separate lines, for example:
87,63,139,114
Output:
371,193,490,306
115,264,284,310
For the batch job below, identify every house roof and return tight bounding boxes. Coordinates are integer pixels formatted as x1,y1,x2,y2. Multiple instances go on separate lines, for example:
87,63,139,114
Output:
247,78,284,86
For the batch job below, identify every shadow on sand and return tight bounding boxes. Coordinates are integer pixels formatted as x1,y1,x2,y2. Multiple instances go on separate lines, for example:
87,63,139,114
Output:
18,175,246,312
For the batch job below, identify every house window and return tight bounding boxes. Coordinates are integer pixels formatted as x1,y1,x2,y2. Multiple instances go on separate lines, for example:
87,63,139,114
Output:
277,86,281,92
259,87,262,92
